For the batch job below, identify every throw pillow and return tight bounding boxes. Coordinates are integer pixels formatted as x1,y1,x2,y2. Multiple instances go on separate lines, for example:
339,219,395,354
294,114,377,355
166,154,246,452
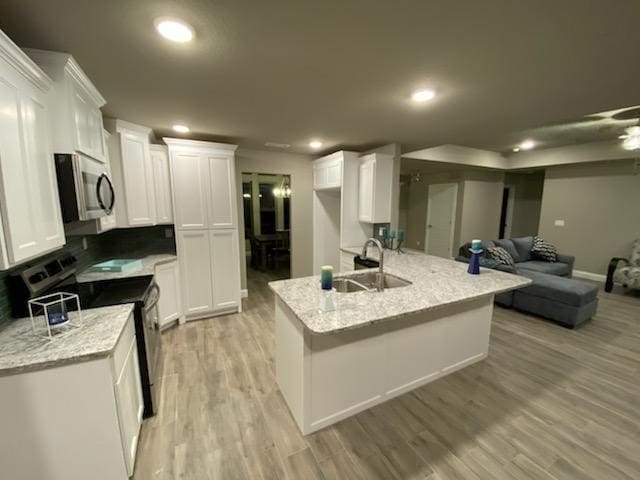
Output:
487,246,515,266
531,236,557,262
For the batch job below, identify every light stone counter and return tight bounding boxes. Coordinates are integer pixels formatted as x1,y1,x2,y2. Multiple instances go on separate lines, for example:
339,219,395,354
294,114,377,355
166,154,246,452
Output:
270,249,531,334
76,253,177,283
0,304,134,376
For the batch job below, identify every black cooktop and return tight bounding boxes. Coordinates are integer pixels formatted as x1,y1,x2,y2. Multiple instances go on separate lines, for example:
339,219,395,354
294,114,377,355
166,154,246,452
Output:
58,275,155,309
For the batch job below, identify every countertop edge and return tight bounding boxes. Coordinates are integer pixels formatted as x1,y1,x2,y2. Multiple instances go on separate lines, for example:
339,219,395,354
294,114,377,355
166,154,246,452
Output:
273,277,531,335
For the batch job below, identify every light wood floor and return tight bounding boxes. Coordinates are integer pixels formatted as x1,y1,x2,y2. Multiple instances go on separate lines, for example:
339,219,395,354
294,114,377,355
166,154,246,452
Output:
134,271,640,480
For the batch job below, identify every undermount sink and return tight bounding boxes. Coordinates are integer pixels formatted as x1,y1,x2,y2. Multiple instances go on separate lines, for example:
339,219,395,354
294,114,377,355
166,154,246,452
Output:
334,272,412,293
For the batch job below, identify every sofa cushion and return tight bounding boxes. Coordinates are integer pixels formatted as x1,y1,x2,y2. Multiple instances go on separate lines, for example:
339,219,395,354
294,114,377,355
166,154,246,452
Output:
494,239,521,262
517,260,571,277
531,236,558,262
519,270,598,307
487,246,515,266
512,236,534,262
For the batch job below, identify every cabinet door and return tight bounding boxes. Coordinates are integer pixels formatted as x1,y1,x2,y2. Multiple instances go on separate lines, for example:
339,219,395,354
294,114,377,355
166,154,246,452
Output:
113,337,143,477
121,132,155,226
72,83,105,163
155,261,182,327
23,93,65,252
171,153,209,229
326,159,342,188
178,230,214,317
87,106,105,161
358,159,375,223
150,147,173,224
313,163,327,190
210,229,241,311
208,154,236,228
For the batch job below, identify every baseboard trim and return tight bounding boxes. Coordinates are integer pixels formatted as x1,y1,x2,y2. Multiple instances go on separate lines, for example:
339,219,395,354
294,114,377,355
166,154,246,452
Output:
573,270,606,283
241,289,249,298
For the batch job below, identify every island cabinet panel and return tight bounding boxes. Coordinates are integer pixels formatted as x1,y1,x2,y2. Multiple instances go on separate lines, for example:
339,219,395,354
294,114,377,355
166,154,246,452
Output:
275,295,494,435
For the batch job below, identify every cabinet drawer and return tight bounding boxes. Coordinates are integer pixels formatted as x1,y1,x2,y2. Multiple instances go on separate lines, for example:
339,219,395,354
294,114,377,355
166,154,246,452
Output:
111,313,135,380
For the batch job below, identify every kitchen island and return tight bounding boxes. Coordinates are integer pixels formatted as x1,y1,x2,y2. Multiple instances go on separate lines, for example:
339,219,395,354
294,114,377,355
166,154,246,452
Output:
269,250,530,434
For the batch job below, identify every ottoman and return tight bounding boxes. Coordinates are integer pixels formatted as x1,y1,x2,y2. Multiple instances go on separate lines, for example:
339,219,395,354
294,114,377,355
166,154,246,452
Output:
513,271,599,328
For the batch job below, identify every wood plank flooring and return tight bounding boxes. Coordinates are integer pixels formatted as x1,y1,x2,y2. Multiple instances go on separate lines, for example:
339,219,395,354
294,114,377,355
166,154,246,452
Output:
134,270,640,479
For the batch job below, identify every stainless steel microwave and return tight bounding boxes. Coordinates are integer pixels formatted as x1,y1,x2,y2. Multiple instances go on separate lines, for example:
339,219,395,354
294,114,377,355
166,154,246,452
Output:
54,153,115,222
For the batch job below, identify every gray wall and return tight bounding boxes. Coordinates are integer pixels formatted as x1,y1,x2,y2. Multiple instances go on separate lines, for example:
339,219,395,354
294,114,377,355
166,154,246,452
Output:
459,178,504,245
538,160,640,274
504,171,545,237
235,148,313,289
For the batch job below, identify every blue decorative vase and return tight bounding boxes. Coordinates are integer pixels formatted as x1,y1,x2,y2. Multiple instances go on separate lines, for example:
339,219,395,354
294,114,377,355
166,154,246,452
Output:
468,249,483,275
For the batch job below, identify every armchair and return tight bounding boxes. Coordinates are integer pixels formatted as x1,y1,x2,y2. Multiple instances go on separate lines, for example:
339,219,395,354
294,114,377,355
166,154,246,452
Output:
605,239,640,292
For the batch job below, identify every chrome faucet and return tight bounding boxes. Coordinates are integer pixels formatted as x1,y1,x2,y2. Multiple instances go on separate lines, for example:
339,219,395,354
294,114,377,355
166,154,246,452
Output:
361,238,385,291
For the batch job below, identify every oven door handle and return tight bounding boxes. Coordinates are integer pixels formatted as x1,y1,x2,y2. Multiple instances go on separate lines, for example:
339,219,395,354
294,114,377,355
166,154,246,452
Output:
96,173,115,214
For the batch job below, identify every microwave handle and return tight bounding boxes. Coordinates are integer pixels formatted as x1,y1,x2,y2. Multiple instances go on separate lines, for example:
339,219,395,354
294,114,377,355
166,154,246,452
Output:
96,173,115,214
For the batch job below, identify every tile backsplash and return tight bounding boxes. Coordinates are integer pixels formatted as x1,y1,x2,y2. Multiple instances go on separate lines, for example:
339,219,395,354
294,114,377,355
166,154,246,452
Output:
0,226,176,323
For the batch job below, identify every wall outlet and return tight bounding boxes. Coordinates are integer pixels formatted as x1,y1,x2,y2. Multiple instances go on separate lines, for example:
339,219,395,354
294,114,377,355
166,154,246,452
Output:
416,240,421,246
554,220,565,227
82,237,88,250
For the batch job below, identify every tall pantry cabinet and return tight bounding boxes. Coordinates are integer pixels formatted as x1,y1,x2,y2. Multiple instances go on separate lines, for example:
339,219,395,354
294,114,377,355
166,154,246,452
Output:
164,138,242,320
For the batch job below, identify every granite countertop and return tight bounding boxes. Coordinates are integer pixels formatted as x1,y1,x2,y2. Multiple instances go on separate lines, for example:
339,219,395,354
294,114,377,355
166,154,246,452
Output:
0,304,134,376
76,253,177,283
269,249,531,335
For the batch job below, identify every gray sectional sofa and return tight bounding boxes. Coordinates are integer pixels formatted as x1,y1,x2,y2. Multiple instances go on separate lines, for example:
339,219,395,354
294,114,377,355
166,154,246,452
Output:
456,236,598,328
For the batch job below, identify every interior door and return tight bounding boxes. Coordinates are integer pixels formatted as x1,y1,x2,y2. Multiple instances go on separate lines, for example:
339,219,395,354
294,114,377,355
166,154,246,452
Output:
425,183,457,258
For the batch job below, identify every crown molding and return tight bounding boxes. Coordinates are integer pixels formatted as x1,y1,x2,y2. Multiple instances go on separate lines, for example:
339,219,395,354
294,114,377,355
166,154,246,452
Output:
163,137,239,153
0,31,52,91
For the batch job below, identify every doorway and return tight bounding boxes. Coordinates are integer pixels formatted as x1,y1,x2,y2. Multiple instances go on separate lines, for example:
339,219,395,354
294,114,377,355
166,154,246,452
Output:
425,183,458,258
499,185,516,239
242,173,291,281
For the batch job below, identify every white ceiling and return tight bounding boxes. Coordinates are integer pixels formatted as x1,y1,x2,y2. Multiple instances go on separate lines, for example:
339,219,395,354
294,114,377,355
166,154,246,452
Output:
2,1,640,154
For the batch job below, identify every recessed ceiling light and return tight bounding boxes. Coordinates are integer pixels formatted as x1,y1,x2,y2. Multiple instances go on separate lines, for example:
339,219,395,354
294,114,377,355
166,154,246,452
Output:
154,17,194,43
172,124,190,133
411,89,436,102
512,147,521,152
520,139,535,150
309,140,323,149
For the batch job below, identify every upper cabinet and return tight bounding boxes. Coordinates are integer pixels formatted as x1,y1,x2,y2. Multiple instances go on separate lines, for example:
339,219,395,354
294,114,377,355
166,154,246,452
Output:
164,138,238,230
25,49,107,163
313,153,343,190
150,145,173,225
0,29,65,270
358,153,394,224
104,119,156,228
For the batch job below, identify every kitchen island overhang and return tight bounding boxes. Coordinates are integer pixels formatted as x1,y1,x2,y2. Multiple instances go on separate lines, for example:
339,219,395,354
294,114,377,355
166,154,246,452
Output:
270,253,531,435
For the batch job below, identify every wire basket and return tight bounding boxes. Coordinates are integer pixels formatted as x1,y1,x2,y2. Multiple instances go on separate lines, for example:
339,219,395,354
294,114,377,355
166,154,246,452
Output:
28,292,83,339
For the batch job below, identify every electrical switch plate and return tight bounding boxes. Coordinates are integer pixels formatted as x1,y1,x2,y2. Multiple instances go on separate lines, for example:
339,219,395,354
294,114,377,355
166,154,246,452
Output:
554,220,565,227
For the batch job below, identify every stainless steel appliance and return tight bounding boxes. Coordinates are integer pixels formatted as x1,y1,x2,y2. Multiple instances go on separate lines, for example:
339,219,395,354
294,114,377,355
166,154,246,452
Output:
54,153,115,222
9,253,161,418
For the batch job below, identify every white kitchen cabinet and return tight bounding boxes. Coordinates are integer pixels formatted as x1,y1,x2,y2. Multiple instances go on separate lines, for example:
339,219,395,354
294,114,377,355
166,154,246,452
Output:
313,153,343,190
155,260,183,327
0,30,65,270
0,311,142,479
165,138,242,320
25,49,106,163
170,152,209,229
358,153,394,223
150,145,173,225
105,119,156,228
113,334,144,477
208,154,237,228
177,230,214,317
210,229,241,311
